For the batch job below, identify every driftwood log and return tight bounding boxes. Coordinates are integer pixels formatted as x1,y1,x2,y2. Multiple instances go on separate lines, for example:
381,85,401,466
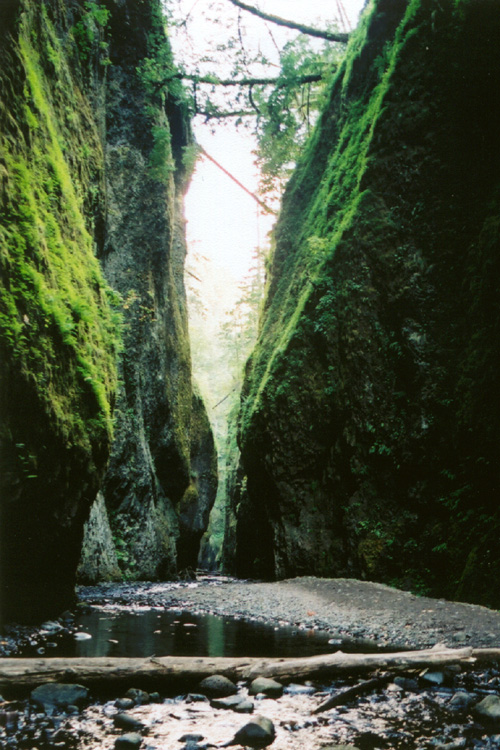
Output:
313,674,394,713
1,646,498,692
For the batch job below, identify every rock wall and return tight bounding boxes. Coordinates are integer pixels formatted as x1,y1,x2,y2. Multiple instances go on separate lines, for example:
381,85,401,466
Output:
231,0,500,606
77,492,121,584
177,387,218,572
199,403,240,572
0,0,120,622
84,0,217,581
0,0,217,619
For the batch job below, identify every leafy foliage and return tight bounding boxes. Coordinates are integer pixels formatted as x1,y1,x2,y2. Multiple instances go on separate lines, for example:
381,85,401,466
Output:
251,36,337,194
164,0,347,193
73,1,111,69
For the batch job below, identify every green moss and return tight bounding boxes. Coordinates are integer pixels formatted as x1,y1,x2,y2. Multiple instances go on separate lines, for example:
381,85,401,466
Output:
240,0,423,438
233,0,500,602
148,123,175,183
0,2,120,448
72,1,111,68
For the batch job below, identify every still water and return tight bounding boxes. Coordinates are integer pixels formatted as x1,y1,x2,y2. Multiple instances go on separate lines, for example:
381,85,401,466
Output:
39,609,339,659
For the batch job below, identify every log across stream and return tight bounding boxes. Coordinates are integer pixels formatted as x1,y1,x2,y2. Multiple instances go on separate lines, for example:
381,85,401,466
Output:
1,646,499,692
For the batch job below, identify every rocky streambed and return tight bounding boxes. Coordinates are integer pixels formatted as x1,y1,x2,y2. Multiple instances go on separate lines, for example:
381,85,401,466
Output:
1,576,500,749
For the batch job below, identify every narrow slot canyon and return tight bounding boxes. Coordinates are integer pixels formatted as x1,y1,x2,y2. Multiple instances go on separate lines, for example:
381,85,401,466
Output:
1,1,500,747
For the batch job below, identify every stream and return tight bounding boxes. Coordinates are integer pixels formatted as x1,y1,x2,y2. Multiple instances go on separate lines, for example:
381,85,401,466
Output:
1,577,500,749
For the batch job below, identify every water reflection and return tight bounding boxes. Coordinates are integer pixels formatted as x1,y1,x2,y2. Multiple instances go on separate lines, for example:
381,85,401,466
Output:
53,610,336,659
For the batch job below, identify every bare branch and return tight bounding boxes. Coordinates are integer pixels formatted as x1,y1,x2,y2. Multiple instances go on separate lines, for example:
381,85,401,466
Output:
248,84,261,114
199,146,278,215
226,0,350,44
214,384,241,409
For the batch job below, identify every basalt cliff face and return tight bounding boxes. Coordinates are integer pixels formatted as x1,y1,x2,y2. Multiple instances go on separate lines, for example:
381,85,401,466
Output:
230,0,500,606
85,0,217,582
0,0,119,621
0,0,216,621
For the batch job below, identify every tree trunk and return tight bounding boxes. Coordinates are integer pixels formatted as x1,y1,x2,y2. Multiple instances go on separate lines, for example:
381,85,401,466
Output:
0,646,490,693
227,0,350,44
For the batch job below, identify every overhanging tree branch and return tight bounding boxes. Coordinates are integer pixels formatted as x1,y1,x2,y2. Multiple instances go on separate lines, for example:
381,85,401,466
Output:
226,0,350,44
159,72,326,90
197,109,256,120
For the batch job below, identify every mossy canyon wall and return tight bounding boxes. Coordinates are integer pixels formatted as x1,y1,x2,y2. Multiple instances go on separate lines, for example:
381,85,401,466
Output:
0,0,216,622
229,0,500,607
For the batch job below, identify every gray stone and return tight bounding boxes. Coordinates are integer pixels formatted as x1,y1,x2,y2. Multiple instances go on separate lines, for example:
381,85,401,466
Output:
224,715,275,748
473,695,500,725
283,683,316,696
210,694,255,713
249,677,283,698
179,734,204,742
125,688,150,706
115,698,135,711
113,713,145,732
114,733,142,750
30,684,89,712
210,695,245,710
393,677,419,691
432,740,466,750
449,691,475,710
40,621,63,633
199,675,237,698
421,671,445,686
185,694,209,703
77,492,121,584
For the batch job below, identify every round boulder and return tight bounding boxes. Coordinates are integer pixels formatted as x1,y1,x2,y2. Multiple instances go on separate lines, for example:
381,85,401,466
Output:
249,677,283,698
114,733,142,750
199,674,237,698
113,713,145,732
473,695,500,725
30,683,89,712
224,715,275,748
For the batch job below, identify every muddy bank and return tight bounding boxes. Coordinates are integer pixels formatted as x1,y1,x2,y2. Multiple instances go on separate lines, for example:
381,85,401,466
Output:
78,577,500,651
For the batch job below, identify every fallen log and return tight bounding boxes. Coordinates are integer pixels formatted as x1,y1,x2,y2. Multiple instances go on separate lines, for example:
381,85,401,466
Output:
0,646,491,693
